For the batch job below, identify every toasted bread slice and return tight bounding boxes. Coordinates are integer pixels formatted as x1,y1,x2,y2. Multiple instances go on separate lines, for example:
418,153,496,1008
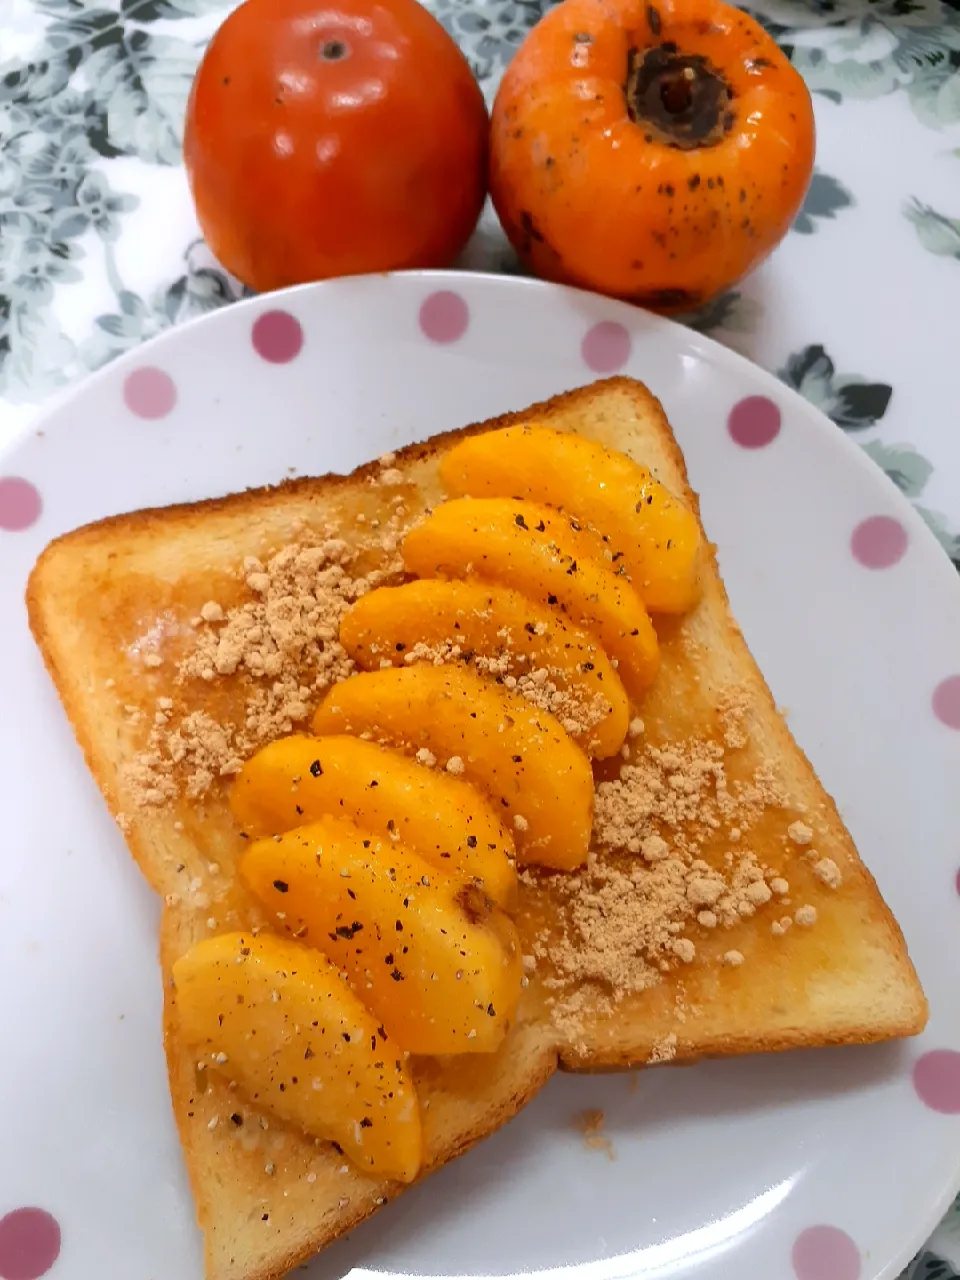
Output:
27,377,926,1280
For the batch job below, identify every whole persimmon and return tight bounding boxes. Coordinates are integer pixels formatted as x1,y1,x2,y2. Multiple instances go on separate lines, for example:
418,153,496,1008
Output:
184,0,489,292
489,0,815,312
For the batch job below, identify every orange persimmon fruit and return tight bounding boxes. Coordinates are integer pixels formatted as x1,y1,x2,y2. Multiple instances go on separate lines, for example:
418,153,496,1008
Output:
489,0,815,312
184,0,489,292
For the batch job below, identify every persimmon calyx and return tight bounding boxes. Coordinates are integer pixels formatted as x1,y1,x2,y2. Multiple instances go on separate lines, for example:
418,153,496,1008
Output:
625,44,733,150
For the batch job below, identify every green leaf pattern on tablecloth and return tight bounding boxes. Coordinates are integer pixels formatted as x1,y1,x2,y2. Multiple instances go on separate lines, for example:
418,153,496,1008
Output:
679,290,764,335
935,1193,960,1264
77,239,248,370
905,197,960,259
793,170,855,233
778,344,892,430
903,1238,960,1280
909,1255,954,1280
0,0,229,398
431,0,547,80
743,0,960,125
861,440,933,499
85,29,198,166
778,344,960,573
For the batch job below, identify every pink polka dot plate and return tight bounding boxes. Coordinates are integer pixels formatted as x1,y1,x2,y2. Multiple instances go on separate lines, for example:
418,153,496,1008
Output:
1,272,959,1280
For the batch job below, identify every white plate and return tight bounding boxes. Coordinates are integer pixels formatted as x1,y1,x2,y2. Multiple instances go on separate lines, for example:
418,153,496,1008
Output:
2,272,959,1280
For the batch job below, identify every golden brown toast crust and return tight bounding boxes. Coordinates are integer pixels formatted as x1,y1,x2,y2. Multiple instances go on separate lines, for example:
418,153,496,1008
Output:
27,377,927,1280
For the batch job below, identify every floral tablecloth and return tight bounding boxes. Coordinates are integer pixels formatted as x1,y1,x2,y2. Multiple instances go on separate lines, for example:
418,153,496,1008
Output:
1,0,960,1272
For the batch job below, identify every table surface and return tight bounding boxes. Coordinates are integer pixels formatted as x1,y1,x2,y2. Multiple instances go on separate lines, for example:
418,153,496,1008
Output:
1,0,959,1273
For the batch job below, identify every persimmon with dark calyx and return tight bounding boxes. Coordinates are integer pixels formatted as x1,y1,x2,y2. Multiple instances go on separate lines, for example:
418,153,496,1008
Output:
489,0,815,312
184,0,489,293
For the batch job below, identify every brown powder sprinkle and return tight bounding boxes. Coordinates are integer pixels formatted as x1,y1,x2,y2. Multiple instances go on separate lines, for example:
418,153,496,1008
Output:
505,669,606,738
594,736,784,857
812,857,842,889
537,725,793,1040
124,534,402,805
573,1108,615,1159
541,837,783,1007
717,686,750,750
787,820,814,845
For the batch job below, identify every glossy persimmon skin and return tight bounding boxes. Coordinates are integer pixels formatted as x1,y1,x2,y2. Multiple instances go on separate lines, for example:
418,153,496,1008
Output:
184,0,489,292
489,0,815,312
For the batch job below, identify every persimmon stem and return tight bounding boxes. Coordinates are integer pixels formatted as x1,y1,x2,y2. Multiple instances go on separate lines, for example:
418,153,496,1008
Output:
320,39,350,61
625,44,733,149
660,73,692,114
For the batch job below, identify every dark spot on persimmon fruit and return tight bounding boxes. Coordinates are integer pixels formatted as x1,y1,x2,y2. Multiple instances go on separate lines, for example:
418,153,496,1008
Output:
520,210,546,244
